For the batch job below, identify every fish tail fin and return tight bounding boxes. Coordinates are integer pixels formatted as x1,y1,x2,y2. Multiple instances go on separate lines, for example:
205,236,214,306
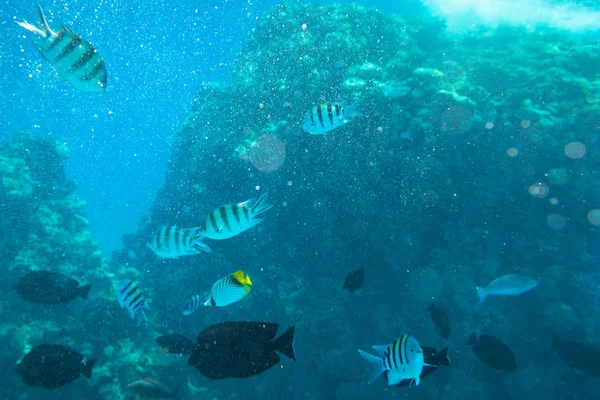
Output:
203,295,215,307
466,333,478,346
192,236,211,253
81,359,95,379
15,20,45,37
358,350,384,384
273,326,296,361
36,5,52,37
434,347,452,367
476,287,487,303
247,192,273,216
76,284,92,300
135,311,147,327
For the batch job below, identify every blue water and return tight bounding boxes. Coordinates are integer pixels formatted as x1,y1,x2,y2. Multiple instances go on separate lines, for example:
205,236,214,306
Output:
1,0,600,399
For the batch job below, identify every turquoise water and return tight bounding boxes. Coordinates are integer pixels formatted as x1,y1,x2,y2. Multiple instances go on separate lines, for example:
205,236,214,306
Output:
1,0,599,399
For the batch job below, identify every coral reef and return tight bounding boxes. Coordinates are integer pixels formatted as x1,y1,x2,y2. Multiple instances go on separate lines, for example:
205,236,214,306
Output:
2,1,599,399
117,2,600,399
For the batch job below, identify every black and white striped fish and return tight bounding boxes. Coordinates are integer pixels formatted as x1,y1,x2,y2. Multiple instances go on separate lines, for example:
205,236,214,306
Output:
182,292,208,316
201,193,273,240
147,226,211,258
204,270,252,307
302,103,362,135
16,6,107,92
115,280,147,326
358,335,428,386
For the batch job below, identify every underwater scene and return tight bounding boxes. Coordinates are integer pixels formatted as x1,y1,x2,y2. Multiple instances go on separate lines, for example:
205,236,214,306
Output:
1,0,600,399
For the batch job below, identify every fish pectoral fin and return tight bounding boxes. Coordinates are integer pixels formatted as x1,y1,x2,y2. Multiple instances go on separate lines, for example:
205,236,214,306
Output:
15,21,46,37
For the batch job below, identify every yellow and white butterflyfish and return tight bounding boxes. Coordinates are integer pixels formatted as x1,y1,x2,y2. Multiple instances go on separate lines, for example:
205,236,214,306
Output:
204,270,252,307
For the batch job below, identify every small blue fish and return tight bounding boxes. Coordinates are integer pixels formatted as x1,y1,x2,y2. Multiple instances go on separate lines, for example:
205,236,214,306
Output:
358,335,428,386
477,274,538,303
302,103,362,135
201,193,272,241
17,6,107,92
115,280,147,326
147,225,211,258
182,292,208,316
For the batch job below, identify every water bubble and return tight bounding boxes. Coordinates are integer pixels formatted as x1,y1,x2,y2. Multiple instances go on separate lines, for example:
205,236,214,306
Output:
564,141,586,159
485,122,494,129
507,147,518,157
529,182,549,198
549,198,558,205
520,120,531,128
248,134,286,172
547,214,566,230
587,209,600,226
546,167,569,185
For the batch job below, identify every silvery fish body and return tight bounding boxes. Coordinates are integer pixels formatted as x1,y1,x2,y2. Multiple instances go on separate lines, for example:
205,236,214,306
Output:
147,225,211,258
201,193,273,241
477,274,538,303
358,335,427,386
16,6,107,92
115,279,147,326
302,103,361,135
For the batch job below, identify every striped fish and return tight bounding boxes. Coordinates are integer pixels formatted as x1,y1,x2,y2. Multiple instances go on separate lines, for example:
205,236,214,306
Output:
202,193,273,240
302,103,362,135
358,335,427,386
115,280,147,326
16,6,107,92
183,292,208,316
147,226,211,258
204,270,252,307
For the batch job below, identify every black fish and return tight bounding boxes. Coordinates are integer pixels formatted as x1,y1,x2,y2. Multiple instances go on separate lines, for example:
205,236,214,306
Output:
553,338,600,377
427,303,452,339
391,346,451,387
127,377,177,398
15,270,91,304
188,321,296,379
466,333,517,372
342,268,364,294
15,344,95,388
156,334,196,356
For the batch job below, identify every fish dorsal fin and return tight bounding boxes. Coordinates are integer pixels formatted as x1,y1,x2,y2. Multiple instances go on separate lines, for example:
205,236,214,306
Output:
371,345,388,357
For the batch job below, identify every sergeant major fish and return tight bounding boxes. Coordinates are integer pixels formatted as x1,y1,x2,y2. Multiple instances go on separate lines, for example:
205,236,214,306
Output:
302,103,362,135
358,335,429,386
147,225,211,258
204,270,252,307
16,6,107,92
115,279,148,326
183,292,208,316
201,193,273,242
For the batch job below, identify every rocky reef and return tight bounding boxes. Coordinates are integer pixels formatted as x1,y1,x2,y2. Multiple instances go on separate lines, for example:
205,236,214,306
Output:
2,1,599,399
117,1,599,399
